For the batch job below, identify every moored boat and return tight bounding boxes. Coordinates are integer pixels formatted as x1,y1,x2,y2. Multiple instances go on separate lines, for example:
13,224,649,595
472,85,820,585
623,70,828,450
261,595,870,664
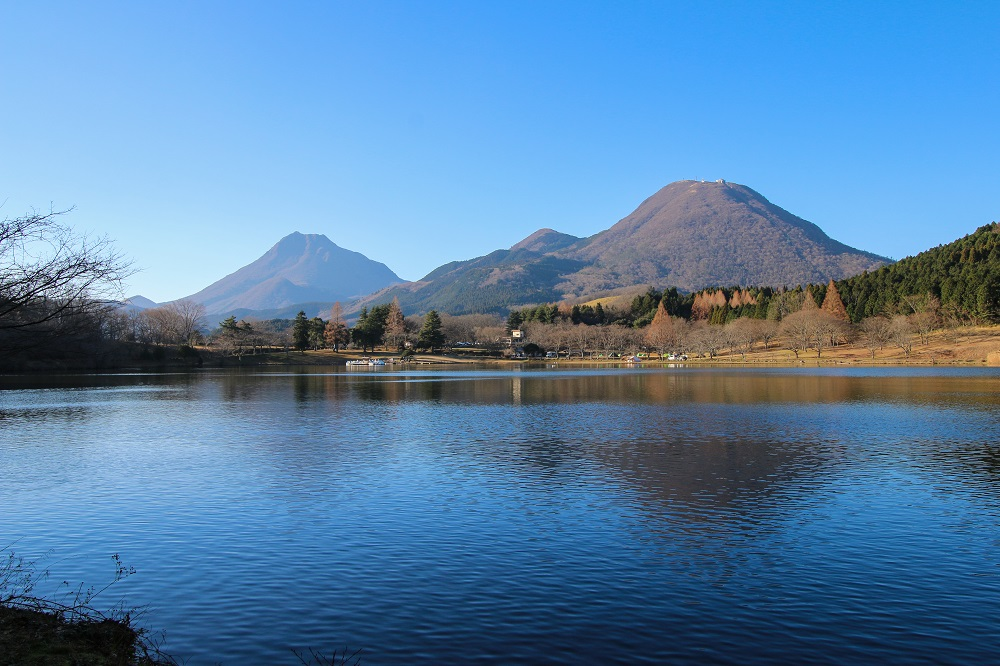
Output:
346,358,386,367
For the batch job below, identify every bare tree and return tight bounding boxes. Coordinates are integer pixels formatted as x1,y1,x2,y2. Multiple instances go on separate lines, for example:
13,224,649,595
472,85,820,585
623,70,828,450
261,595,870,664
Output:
779,310,814,359
688,321,726,359
474,324,507,356
857,316,892,359
902,294,940,345
889,315,914,357
167,300,206,345
572,323,592,359
811,311,848,358
324,302,349,351
550,321,575,357
725,317,762,360
757,319,779,350
1,208,133,352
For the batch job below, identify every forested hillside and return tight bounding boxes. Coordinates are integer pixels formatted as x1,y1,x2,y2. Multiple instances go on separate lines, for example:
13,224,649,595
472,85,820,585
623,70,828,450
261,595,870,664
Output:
837,222,1000,323
359,180,890,316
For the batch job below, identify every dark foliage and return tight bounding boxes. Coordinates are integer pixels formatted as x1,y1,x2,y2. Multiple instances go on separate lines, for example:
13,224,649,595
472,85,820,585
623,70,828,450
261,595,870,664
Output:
837,222,1000,322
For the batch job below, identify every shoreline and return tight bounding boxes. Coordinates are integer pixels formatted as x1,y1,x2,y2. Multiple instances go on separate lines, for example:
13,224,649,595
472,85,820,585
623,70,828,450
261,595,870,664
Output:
2,326,998,375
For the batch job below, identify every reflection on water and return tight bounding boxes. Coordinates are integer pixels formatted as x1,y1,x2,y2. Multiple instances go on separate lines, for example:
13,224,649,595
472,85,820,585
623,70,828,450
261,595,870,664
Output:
2,367,1000,664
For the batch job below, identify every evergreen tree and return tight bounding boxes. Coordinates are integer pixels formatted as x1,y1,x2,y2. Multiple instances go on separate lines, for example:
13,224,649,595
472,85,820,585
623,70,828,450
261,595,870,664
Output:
308,317,326,349
418,310,446,351
292,311,310,351
352,307,374,353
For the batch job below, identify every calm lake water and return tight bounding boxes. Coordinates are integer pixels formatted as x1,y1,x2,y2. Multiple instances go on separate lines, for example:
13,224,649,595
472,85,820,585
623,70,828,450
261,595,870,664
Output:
2,366,1000,664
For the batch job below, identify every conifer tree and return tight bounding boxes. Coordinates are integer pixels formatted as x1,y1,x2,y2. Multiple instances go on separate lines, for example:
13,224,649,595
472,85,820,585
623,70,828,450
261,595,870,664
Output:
821,280,849,321
324,302,349,352
292,311,310,351
384,297,406,350
644,301,676,355
418,310,445,351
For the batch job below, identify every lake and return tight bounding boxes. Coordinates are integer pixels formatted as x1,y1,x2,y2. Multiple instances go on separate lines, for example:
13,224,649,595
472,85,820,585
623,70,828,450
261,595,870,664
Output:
2,366,1000,664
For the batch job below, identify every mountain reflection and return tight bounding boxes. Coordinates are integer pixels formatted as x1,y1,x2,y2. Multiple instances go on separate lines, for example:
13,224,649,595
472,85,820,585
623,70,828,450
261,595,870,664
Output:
207,370,1000,522
238,368,1000,408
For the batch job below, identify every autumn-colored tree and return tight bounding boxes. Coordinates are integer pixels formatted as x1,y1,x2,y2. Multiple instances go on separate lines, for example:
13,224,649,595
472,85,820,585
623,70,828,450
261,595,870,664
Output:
802,289,819,310
728,289,758,309
692,289,728,320
644,301,677,356
324,302,349,352
384,297,406,351
821,280,849,321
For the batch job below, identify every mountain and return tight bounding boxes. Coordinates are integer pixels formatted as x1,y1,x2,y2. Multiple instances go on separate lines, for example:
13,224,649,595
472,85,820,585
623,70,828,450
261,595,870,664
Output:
122,295,158,311
185,232,402,317
560,180,889,294
361,180,891,315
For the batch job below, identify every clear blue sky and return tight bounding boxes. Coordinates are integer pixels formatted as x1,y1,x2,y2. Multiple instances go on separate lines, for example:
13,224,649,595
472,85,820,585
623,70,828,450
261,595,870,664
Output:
2,1,998,303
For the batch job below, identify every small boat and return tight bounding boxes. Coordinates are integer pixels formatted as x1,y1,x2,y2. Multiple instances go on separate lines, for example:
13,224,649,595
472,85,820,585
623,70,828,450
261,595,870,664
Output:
346,358,386,367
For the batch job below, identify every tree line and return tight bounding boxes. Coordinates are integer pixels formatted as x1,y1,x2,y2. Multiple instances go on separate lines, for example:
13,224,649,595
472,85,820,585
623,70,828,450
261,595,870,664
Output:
209,299,452,358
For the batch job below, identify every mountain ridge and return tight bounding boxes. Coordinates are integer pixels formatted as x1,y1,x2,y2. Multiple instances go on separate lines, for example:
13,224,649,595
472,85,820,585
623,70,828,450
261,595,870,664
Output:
184,232,402,318
167,181,893,320
357,180,890,315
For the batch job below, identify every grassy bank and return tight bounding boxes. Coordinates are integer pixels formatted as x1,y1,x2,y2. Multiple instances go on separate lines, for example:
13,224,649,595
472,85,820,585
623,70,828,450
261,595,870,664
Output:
0,550,174,666
242,326,1000,368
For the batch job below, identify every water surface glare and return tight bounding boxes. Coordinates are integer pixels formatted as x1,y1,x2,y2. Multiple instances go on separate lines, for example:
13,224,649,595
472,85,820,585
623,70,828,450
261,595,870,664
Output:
2,366,1000,664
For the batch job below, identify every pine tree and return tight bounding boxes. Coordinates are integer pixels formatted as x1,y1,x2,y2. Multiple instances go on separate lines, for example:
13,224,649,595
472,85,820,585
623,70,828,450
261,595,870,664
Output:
418,310,445,351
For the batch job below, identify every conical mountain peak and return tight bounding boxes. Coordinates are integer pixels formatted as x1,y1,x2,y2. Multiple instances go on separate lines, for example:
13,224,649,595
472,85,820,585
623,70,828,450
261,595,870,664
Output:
362,180,890,315
183,232,402,317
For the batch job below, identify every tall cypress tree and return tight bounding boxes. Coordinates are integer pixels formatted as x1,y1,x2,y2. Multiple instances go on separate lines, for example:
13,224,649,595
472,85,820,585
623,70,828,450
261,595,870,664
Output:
292,311,310,351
